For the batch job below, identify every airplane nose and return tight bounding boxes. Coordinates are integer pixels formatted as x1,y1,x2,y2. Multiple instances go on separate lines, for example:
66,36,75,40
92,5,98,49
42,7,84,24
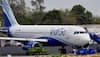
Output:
76,34,91,47
84,36,91,42
81,34,91,46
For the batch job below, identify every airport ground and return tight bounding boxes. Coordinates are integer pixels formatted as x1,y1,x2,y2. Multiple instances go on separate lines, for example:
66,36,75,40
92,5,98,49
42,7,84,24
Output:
1,54,100,57
0,45,100,56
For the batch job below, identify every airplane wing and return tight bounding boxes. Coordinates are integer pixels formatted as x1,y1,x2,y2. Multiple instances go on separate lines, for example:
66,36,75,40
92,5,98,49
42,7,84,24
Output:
0,37,48,42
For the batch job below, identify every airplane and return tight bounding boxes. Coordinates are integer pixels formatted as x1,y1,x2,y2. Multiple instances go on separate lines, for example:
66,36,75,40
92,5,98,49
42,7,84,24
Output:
0,0,91,50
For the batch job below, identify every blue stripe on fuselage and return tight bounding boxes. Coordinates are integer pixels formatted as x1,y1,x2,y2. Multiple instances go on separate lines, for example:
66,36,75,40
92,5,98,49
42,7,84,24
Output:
39,37,66,46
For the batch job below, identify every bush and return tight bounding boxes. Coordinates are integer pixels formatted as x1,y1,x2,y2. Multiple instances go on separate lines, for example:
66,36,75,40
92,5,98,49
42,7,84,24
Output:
27,46,47,55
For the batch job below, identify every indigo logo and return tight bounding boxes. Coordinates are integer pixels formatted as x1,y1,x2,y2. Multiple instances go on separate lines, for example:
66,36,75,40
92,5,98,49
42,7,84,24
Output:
50,28,66,36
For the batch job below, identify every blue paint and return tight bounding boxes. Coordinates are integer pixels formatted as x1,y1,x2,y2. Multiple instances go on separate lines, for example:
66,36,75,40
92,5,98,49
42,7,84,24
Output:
23,42,38,50
8,27,13,37
39,37,65,46
23,37,66,50
2,0,12,27
1,27,12,37
76,48,95,55
23,42,33,50
89,33,100,43
3,12,11,27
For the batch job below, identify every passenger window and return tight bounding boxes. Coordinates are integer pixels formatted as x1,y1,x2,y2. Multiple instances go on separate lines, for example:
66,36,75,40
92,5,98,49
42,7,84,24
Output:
74,32,80,34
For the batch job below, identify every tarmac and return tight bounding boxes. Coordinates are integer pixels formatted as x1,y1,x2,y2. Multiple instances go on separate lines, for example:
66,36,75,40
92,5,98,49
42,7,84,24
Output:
1,54,100,57
0,44,100,56
0,46,73,55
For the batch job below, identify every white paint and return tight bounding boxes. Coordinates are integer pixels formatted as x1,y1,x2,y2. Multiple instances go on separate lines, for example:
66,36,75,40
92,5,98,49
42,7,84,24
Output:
7,54,12,57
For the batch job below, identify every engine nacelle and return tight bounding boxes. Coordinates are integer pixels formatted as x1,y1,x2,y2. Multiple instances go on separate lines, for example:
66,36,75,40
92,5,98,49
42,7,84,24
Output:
23,41,40,50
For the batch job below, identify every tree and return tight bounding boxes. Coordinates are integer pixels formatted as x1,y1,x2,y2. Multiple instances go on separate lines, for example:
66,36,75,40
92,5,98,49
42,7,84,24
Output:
15,14,33,25
84,11,93,24
66,13,77,25
59,9,69,25
32,11,46,25
93,17,100,24
70,4,85,25
31,0,45,12
42,9,63,25
70,4,93,25
9,0,25,15
8,0,33,25
0,7,2,22
71,4,85,15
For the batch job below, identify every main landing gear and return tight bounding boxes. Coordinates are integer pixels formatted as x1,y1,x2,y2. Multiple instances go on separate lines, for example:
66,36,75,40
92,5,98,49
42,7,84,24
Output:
59,46,67,54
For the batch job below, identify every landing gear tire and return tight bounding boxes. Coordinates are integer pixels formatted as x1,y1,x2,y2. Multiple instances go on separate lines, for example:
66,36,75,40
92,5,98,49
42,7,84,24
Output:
59,46,66,54
83,43,89,48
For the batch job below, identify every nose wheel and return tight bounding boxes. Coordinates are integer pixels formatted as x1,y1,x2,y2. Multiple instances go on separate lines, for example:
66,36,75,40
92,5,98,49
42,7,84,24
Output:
83,43,90,48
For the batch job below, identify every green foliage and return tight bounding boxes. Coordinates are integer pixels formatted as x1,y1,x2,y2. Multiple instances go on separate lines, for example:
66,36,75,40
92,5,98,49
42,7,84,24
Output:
0,7,2,22
70,4,93,25
65,12,77,25
93,17,100,24
15,14,33,25
27,46,47,55
32,12,46,25
84,11,93,24
71,4,85,15
42,9,63,25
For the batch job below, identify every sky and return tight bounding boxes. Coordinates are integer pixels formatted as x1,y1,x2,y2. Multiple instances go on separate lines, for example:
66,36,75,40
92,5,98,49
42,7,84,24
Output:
26,0,100,16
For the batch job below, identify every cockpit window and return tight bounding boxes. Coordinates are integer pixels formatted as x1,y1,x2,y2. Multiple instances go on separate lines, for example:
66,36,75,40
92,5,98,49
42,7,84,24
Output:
74,31,87,34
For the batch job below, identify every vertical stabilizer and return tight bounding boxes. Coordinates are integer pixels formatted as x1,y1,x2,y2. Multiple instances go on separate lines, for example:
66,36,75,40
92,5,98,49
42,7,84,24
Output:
1,0,19,27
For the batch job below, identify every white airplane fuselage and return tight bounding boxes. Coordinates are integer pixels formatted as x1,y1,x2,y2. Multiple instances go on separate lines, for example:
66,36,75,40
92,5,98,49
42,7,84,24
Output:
9,25,91,47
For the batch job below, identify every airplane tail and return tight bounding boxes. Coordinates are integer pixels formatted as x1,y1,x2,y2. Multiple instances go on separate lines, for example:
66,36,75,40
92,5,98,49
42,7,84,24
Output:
1,0,19,27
